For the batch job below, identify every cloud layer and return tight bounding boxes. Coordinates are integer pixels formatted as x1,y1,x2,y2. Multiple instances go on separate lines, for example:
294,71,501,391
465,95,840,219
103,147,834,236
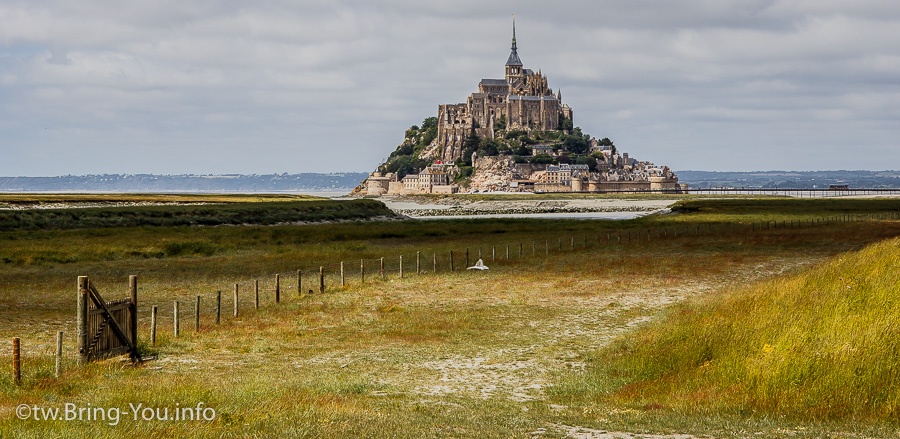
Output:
1,0,898,175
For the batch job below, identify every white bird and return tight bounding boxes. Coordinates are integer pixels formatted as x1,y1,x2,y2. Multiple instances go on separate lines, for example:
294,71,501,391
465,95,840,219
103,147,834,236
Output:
467,259,489,270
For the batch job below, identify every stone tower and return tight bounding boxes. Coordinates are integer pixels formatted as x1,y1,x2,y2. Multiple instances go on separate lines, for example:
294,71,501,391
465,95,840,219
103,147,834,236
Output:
505,18,524,86
436,17,569,163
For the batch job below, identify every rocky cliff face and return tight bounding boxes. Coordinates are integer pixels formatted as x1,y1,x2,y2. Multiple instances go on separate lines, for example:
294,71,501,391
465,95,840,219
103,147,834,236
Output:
467,156,516,192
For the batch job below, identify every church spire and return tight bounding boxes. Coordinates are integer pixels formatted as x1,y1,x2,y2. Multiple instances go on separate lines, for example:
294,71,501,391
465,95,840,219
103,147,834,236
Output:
506,15,523,67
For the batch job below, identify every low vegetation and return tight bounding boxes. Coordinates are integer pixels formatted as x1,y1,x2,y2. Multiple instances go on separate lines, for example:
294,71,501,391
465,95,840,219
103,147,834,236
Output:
1,197,900,438
554,236,900,420
0,198,395,231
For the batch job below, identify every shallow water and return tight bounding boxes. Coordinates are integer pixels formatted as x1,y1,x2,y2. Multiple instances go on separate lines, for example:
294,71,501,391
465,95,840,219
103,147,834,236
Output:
409,211,656,220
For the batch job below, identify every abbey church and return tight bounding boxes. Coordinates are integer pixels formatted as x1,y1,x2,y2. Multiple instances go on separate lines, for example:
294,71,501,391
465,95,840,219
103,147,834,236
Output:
359,18,684,196
437,20,573,163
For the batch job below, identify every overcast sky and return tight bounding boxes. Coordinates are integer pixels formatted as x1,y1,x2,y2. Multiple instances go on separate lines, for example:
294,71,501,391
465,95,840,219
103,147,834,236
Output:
1,1,898,176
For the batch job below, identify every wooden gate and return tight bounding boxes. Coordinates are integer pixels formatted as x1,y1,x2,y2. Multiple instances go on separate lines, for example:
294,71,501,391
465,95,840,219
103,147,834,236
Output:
76,275,140,363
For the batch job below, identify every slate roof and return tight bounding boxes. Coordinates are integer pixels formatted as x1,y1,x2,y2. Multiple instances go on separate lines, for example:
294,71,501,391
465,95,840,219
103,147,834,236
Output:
506,50,522,66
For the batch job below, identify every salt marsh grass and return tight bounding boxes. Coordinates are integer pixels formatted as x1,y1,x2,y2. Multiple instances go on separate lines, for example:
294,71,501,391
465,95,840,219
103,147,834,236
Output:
1,197,899,437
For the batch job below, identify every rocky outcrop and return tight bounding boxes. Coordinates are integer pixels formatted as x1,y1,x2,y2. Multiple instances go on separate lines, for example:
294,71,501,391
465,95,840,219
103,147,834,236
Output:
467,156,516,192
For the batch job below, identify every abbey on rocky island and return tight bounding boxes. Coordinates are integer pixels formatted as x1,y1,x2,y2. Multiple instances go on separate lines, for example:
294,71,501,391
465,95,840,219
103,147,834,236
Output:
359,18,684,196
438,19,573,163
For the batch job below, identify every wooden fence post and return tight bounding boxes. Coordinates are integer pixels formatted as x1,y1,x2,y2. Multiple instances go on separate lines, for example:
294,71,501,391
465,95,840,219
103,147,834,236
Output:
545,240,549,255
151,306,158,345
129,275,138,349
296,270,301,298
450,251,455,271
12,338,20,384
399,256,403,278
532,241,536,256
417,252,421,274
195,296,201,332
76,276,88,365
492,246,496,261
341,262,346,287
519,243,523,258
361,259,365,282
433,253,437,273
466,248,470,267
559,238,562,251
174,301,180,337
233,284,239,318
55,331,63,377
254,280,260,309
275,274,280,303
506,244,510,259
319,267,325,294
215,291,221,324
571,237,574,249
380,258,385,280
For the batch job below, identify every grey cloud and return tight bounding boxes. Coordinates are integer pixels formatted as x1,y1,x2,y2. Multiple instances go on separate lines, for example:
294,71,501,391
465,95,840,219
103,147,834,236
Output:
0,1,898,175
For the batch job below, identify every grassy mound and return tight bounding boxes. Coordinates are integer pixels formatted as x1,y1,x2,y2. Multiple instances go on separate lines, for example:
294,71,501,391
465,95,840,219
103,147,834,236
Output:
555,237,900,421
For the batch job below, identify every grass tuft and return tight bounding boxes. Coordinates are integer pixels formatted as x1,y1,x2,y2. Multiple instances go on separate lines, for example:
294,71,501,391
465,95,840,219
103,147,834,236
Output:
556,236,900,421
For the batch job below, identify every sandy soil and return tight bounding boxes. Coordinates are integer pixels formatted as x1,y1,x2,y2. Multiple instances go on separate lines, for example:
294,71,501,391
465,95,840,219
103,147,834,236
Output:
379,196,680,217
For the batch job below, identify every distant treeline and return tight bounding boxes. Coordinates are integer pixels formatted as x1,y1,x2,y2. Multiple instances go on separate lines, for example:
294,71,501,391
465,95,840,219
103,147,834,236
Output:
678,170,900,189
0,173,369,192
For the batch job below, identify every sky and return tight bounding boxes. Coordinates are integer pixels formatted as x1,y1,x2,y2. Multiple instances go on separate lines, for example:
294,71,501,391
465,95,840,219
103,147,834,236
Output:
1,0,898,176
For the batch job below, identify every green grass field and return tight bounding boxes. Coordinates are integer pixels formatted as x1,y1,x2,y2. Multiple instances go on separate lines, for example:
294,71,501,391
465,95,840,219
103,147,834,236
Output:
1,197,899,438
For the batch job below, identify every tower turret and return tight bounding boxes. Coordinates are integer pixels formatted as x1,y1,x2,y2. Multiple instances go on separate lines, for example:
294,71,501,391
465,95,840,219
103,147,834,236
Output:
505,16,524,84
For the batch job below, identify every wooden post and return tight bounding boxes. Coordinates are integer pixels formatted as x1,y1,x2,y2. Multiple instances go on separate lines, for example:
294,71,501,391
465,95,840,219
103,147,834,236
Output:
571,237,574,249
607,233,610,244
492,246,496,261
466,248,470,267
254,280,260,309
341,262,345,287
174,301,180,337
417,252,421,274
275,274,280,303
76,276,88,365
297,270,303,297
433,253,437,273
519,243,523,258
151,306,158,345
450,250,455,271
12,338,20,384
399,256,403,278
506,244,509,259
55,331,63,377
215,291,221,324
195,295,201,332
319,267,325,294
361,259,365,282
545,240,549,255
129,275,138,349
380,258,385,280
233,284,239,318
